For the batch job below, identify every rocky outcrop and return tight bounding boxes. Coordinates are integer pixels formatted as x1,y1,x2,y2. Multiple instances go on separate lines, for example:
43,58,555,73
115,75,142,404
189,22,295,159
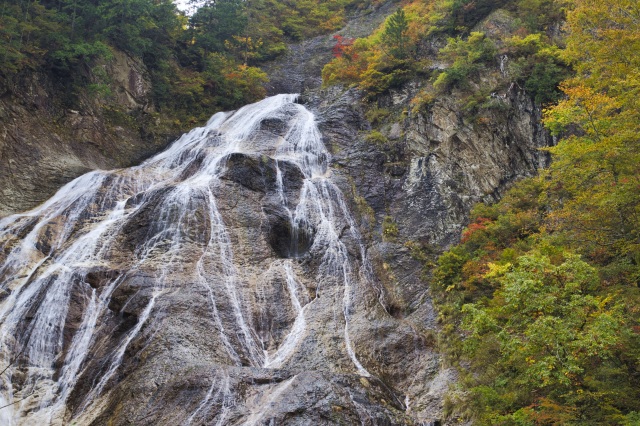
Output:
262,0,399,95
303,81,551,422
0,51,177,218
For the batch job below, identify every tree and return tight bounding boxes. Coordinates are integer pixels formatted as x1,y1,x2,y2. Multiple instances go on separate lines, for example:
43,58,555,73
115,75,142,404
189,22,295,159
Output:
331,34,354,58
453,248,639,424
381,8,409,59
433,31,496,91
543,0,640,268
185,0,247,69
432,2,640,423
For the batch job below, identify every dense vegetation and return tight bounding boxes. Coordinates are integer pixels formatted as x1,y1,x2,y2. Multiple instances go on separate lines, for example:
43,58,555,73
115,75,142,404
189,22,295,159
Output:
0,0,372,122
323,0,639,424
424,1,640,424
322,0,569,111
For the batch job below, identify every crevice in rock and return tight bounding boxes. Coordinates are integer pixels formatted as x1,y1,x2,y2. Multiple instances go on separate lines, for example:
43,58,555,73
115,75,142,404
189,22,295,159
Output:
267,216,315,259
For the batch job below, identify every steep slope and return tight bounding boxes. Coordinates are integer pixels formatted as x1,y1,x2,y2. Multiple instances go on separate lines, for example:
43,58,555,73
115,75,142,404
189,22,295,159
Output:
0,51,177,218
0,95,416,425
0,2,557,425
0,81,551,425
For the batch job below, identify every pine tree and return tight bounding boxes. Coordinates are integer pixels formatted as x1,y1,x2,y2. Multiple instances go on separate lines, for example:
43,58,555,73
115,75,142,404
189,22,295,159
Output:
381,8,409,59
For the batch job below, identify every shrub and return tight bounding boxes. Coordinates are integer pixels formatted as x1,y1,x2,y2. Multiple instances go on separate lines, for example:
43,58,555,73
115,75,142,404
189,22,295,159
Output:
434,32,496,91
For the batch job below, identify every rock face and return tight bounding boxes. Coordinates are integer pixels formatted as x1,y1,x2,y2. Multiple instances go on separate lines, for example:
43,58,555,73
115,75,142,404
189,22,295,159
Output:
0,78,550,424
0,95,415,425
0,51,175,218
305,83,551,421
318,84,550,249
262,0,399,95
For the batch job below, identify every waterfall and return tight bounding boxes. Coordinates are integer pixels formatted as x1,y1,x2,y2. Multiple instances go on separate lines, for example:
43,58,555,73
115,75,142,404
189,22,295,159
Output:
0,94,377,424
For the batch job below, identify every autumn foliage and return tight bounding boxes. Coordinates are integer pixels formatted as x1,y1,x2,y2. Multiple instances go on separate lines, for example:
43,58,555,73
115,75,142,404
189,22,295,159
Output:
432,1,640,424
460,217,492,243
331,35,355,58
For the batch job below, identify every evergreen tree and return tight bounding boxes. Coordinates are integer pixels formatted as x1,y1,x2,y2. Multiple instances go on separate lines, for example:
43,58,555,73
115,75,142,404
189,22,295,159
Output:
381,8,409,59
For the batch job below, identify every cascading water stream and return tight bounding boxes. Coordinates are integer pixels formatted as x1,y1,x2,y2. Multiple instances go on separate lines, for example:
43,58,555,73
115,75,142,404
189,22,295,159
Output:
0,94,377,425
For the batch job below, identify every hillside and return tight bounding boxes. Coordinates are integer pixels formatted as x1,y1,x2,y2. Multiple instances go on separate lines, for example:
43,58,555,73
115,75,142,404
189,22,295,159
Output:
0,0,384,216
0,0,638,425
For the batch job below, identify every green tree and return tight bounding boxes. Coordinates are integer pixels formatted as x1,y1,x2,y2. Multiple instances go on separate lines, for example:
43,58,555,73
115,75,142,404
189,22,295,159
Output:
543,0,640,268
461,250,634,424
433,31,496,91
186,0,246,61
381,8,410,59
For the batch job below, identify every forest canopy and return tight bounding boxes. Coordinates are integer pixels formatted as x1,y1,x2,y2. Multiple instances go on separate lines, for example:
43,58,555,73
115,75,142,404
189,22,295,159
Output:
0,0,371,119
421,0,640,424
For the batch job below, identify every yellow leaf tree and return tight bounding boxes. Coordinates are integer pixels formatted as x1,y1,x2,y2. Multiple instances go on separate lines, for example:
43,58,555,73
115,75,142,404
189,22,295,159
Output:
543,0,640,270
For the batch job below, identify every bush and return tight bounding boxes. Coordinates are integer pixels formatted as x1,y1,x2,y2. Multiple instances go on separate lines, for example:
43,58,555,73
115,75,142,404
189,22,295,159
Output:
365,130,388,145
382,215,399,240
434,32,496,91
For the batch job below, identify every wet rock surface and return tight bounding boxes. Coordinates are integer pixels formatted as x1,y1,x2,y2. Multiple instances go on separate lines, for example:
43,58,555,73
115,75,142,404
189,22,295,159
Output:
0,97,422,425
0,70,551,424
0,4,552,422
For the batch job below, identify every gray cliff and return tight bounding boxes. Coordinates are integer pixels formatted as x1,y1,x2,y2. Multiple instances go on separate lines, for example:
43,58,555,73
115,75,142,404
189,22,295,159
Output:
0,6,552,426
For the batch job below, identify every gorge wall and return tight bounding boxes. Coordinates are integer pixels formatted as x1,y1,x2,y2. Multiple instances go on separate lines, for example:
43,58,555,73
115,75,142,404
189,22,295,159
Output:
0,5,553,426
0,50,179,218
